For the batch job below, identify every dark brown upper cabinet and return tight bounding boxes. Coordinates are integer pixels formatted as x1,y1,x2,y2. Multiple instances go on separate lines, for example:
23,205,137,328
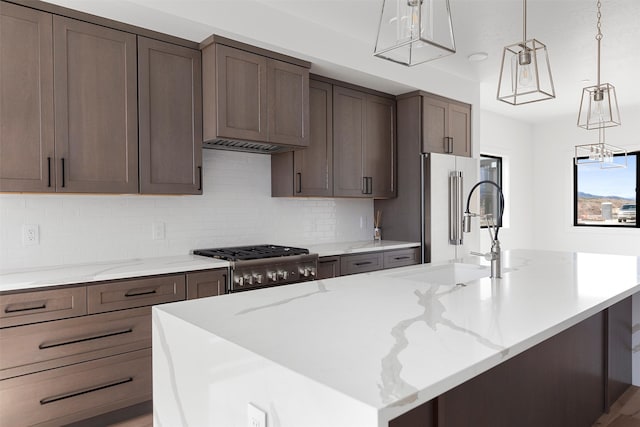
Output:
53,16,138,193
138,36,203,195
0,2,55,192
271,79,333,197
201,38,310,151
421,92,471,157
333,86,396,199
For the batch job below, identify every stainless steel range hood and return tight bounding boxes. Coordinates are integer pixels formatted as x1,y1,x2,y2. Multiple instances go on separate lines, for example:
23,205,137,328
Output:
203,138,297,154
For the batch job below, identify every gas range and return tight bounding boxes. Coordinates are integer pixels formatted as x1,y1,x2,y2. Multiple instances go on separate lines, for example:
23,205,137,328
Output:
193,244,318,293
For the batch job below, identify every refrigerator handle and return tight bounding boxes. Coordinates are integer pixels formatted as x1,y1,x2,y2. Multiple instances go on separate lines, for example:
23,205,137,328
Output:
449,171,464,245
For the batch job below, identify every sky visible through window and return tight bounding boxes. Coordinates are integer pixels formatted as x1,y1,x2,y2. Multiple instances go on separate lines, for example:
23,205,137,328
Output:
577,155,636,199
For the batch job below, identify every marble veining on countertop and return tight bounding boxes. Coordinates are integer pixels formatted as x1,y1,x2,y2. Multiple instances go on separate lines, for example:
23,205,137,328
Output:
304,240,420,257
154,249,640,425
0,255,229,292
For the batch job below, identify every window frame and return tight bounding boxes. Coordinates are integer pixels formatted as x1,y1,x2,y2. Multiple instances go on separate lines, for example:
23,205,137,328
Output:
573,151,639,228
479,154,503,229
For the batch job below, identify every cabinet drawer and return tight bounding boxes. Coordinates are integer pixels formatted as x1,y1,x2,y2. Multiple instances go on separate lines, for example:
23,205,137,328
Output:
383,248,420,269
87,274,185,314
0,306,151,380
340,252,384,275
0,348,152,427
0,287,86,328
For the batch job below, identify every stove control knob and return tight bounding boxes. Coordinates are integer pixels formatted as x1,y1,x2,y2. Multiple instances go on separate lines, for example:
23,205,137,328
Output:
300,267,309,277
282,271,289,280
267,271,278,282
235,276,244,287
244,274,253,285
310,268,316,277
253,274,263,284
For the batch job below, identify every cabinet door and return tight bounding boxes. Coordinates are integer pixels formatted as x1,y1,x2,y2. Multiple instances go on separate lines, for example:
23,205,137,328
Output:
449,102,471,157
216,44,267,142
53,16,138,193
0,3,54,192
295,79,333,196
186,269,227,299
333,86,366,197
383,248,420,269
267,59,309,147
317,256,341,279
0,286,87,329
138,37,203,194
422,95,449,154
365,94,396,198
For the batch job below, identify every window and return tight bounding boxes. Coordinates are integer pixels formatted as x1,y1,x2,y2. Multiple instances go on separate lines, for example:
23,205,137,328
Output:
574,152,638,227
479,155,503,228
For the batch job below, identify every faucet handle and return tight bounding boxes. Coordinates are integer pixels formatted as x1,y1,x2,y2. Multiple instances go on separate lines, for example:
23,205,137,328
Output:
470,251,496,261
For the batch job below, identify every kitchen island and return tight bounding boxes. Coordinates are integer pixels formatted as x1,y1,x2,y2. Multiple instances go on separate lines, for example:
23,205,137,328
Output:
152,249,639,427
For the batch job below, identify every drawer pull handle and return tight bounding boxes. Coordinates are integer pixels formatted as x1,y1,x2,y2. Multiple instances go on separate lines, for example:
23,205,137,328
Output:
124,288,157,297
39,328,133,350
354,261,372,266
4,302,47,314
393,256,411,260
40,377,133,405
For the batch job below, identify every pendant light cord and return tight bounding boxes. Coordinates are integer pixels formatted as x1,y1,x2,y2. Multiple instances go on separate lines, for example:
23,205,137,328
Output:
522,0,527,44
596,0,602,86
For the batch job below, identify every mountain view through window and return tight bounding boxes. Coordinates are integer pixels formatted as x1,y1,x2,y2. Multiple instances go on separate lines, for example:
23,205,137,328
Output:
574,153,637,227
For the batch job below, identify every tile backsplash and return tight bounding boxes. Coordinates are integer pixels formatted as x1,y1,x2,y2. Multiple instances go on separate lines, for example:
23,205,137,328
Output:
0,150,372,270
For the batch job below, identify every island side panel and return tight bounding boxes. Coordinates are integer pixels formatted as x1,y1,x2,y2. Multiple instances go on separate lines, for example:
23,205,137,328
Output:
436,310,605,427
606,296,633,408
633,293,639,386
152,307,379,427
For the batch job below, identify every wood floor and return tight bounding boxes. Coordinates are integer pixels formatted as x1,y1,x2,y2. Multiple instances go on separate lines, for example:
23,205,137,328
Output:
594,386,640,427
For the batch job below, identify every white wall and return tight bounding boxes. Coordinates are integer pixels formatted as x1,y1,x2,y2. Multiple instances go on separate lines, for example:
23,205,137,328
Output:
478,110,535,251
0,150,372,270
530,105,640,386
531,105,640,256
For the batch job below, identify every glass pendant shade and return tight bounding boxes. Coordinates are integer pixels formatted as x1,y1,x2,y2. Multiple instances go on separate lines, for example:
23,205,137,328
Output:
574,129,627,169
497,39,555,105
577,83,621,130
374,0,456,66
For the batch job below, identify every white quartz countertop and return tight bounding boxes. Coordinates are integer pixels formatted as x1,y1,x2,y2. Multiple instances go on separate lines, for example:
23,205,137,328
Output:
0,255,229,292
305,240,420,257
155,249,640,424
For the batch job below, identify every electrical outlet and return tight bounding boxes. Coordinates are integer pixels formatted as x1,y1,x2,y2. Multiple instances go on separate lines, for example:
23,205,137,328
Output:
152,222,165,240
22,224,39,246
247,403,266,427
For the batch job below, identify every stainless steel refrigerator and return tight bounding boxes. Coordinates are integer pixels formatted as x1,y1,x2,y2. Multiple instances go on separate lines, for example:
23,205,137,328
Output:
375,151,479,264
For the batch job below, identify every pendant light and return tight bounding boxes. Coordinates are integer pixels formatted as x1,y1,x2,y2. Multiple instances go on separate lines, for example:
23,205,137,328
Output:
577,0,621,130
574,128,627,169
373,0,456,66
497,0,555,105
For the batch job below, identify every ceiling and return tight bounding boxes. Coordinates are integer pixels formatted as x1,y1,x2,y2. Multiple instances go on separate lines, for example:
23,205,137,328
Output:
44,0,640,124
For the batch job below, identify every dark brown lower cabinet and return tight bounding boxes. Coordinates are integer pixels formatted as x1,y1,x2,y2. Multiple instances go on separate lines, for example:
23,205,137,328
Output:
389,297,633,427
0,267,228,426
317,256,341,279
